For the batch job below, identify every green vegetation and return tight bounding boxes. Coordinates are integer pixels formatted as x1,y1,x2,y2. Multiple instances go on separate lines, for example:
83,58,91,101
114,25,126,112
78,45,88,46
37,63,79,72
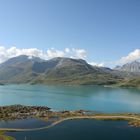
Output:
0,135,15,140
0,131,15,140
32,73,122,86
118,77,140,88
0,130,5,135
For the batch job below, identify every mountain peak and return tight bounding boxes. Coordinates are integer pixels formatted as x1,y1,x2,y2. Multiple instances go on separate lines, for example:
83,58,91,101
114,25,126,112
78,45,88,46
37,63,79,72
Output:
114,61,140,73
0,55,44,67
32,56,93,74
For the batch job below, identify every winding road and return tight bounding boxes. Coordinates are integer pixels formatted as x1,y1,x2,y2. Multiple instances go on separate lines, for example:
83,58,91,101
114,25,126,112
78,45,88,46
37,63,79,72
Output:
0,115,140,132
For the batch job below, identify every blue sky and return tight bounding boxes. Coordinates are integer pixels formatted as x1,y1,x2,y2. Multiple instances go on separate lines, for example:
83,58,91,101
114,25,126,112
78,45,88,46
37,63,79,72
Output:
0,0,140,67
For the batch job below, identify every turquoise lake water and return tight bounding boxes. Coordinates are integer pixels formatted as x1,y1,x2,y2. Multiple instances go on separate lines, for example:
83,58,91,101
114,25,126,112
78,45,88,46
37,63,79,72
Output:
1,84,140,140
0,84,140,113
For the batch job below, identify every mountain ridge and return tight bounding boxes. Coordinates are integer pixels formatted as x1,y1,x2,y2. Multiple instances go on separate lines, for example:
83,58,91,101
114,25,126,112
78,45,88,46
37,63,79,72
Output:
0,55,139,87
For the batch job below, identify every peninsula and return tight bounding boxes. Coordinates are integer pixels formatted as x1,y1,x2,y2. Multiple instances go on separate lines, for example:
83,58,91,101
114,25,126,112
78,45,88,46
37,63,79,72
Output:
1,105,140,140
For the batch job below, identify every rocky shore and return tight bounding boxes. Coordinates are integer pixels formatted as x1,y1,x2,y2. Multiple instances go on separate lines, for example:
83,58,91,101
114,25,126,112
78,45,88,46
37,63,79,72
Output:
0,104,51,120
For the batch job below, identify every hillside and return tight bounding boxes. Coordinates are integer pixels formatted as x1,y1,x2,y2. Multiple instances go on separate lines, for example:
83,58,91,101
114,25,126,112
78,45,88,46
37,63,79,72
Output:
117,77,140,88
0,55,123,85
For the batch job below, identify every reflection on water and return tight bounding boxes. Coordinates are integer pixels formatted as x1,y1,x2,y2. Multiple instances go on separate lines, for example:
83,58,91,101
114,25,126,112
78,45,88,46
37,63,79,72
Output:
0,118,48,129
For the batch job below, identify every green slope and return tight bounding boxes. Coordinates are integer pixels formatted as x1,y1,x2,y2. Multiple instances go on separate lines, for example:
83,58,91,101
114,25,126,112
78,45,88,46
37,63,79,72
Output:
117,77,140,88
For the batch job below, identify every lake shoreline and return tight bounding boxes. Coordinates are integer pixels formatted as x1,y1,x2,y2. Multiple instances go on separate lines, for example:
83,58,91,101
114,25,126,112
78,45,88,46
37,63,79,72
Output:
1,105,140,130
1,104,140,140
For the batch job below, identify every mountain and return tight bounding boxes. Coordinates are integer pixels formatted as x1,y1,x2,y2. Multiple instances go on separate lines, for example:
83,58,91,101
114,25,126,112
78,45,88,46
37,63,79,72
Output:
114,61,140,73
0,55,122,85
32,57,94,74
31,57,122,85
113,61,140,87
0,55,43,68
0,55,44,83
32,57,122,85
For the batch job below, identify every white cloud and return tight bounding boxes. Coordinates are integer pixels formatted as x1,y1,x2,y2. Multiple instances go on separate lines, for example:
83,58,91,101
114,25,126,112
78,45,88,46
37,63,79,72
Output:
72,48,87,59
118,49,140,64
64,48,70,53
0,46,87,63
47,49,65,58
0,46,49,63
89,62,104,67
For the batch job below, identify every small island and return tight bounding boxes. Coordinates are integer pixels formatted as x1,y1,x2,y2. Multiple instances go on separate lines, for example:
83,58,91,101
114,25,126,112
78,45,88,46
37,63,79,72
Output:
0,105,140,140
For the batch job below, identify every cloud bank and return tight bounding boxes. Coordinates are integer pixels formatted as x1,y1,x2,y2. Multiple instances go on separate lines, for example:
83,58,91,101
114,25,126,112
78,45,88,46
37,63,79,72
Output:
1,46,139,66
118,49,140,64
0,46,87,63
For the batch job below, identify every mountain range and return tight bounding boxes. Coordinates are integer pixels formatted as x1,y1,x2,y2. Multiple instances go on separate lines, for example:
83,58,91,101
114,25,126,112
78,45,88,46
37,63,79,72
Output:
0,55,140,87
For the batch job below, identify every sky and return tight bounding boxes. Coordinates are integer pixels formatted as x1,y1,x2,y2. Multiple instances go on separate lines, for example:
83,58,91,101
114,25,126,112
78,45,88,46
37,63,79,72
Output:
0,0,140,67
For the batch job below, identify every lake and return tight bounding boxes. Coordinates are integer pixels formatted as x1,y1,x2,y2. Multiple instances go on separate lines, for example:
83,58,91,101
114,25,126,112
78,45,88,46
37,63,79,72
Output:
1,84,140,140
6,120,140,140
0,84,140,113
